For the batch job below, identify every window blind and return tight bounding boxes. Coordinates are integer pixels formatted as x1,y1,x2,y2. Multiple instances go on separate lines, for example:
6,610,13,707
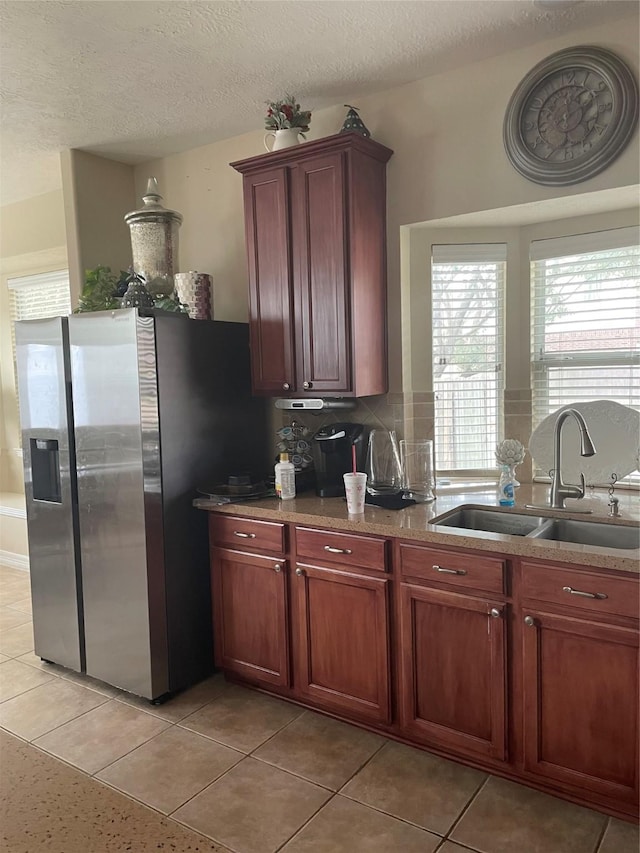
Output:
530,227,640,480
431,244,506,473
8,270,71,323
7,270,72,379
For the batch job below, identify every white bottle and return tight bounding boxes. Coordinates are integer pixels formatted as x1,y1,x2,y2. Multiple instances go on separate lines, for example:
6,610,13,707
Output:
275,452,296,500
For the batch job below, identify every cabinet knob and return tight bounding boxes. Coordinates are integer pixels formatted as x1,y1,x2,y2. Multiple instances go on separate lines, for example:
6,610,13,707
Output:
295,567,304,577
302,381,312,390
489,607,502,618
282,383,290,391
274,563,282,573
524,615,536,627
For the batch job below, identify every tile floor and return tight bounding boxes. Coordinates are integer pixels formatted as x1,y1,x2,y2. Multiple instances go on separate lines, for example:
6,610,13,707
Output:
0,562,638,853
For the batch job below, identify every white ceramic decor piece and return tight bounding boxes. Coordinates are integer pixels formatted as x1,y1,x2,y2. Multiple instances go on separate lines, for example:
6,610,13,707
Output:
529,400,640,485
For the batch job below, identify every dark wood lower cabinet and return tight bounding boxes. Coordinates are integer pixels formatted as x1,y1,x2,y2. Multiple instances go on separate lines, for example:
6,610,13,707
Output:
522,608,639,807
293,563,391,724
208,514,639,821
210,547,289,688
399,584,507,762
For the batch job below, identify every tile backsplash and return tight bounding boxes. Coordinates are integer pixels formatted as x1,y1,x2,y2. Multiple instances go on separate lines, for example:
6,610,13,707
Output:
271,389,534,483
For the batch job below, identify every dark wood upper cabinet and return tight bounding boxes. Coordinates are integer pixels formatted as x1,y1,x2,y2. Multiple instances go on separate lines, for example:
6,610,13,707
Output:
232,133,393,397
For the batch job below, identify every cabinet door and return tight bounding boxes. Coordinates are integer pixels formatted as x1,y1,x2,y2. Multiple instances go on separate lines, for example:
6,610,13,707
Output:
294,563,391,724
399,584,507,761
211,547,289,687
522,609,639,805
243,168,295,394
292,153,351,395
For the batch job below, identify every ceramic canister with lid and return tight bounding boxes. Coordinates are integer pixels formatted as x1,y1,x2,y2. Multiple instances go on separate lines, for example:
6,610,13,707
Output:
124,177,183,298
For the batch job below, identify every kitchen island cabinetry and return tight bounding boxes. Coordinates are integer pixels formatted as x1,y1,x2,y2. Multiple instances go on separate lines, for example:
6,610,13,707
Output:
231,133,392,397
519,560,639,811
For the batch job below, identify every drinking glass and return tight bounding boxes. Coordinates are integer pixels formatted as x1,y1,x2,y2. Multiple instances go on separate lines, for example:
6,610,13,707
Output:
365,429,403,495
400,439,435,502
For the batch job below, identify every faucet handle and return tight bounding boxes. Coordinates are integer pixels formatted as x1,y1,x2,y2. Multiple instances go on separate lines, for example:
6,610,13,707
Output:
577,472,586,500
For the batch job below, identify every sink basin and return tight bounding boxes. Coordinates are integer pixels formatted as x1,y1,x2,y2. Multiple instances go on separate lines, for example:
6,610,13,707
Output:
432,507,549,537
529,519,640,551
432,505,640,551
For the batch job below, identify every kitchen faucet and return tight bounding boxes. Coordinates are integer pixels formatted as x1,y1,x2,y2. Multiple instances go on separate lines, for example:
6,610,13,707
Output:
549,408,596,510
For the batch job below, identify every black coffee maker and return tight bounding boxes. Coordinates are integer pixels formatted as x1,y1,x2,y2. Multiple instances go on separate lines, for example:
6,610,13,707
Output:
311,423,367,497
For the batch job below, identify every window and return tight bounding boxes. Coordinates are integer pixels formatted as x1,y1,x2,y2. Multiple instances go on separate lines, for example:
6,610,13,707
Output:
7,269,71,393
431,244,506,473
7,270,71,325
530,227,640,479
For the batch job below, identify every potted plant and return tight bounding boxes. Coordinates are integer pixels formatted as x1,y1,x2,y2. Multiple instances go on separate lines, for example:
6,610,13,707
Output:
264,94,311,151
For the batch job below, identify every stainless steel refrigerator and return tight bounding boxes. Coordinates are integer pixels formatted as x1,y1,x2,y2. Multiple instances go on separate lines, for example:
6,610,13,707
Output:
16,309,269,701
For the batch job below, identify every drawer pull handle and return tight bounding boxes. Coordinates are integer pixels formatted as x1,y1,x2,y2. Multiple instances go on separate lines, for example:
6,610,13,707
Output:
234,531,256,539
324,545,352,555
295,567,304,577
274,563,282,573
524,615,536,627
562,586,607,601
433,565,467,576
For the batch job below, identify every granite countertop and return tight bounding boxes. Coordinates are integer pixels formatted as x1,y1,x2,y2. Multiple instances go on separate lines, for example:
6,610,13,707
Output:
194,484,640,575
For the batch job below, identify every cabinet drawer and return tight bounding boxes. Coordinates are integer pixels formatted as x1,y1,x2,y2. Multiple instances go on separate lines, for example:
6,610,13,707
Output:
295,527,388,572
209,514,285,555
399,542,505,595
520,561,639,621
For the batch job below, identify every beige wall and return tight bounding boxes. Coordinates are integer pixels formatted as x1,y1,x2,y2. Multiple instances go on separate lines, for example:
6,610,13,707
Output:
134,14,639,392
61,150,136,304
0,189,68,496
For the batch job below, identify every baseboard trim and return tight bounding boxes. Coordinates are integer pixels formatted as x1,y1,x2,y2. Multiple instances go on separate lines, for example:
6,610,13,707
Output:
0,505,26,520
0,550,29,571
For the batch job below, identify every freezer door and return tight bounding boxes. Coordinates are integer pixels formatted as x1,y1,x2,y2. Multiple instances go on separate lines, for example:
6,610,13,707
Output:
68,310,168,699
15,317,84,672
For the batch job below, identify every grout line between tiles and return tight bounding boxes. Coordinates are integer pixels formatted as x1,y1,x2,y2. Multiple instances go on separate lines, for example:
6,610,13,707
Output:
335,737,388,795
592,816,611,853
243,707,306,757
274,792,337,852
0,673,60,706
170,811,244,853
434,839,483,853
442,774,491,842
249,753,338,794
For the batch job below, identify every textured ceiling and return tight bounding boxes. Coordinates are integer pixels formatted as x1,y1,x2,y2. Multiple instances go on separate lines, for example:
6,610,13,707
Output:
0,0,636,205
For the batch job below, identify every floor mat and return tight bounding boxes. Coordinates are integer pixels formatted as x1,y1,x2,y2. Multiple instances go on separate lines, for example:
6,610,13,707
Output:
0,729,226,853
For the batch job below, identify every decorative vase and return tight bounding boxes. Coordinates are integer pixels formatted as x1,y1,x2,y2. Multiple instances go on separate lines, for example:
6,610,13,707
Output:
264,128,304,152
174,271,213,320
124,177,183,299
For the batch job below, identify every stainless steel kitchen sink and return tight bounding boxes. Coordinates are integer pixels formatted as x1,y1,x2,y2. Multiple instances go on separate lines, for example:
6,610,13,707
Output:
432,504,640,551
528,519,640,550
432,507,549,537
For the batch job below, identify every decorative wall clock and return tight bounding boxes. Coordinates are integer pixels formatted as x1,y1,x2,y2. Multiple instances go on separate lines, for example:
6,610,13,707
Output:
503,46,638,186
